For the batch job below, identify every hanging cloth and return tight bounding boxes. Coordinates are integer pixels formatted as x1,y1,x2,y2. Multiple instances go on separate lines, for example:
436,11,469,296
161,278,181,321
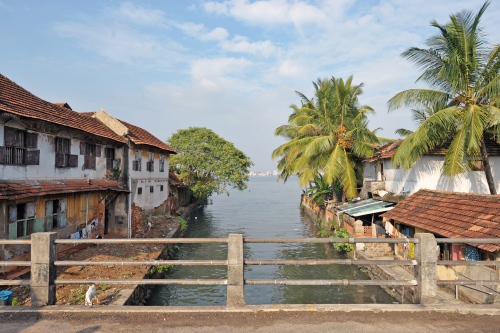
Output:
465,245,480,261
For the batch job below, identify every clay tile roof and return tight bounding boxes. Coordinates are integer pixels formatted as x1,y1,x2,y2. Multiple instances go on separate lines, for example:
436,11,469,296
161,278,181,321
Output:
168,171,185,187
0,74,125,143
381,189,500,252
365,139,403,162
0,179,129,201
119,120,176,154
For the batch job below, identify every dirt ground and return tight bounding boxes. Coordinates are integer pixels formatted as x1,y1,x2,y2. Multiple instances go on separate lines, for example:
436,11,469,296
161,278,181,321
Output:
1,311,500,333
10,214,181,306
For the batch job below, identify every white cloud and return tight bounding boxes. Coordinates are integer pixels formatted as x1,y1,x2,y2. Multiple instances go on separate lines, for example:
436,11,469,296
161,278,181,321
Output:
112,2,165,26
200,27,229,41
221,35,275,56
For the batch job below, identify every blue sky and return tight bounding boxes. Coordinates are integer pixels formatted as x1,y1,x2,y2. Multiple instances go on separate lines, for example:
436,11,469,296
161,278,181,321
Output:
2,1,500,172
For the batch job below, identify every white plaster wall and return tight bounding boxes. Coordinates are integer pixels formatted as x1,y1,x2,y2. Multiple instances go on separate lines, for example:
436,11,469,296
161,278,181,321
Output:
0,123,124,180
381,155,500,195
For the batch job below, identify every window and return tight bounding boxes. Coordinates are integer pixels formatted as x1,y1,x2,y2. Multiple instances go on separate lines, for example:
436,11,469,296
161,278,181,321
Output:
146,152,154,172
160,185,164,191
1,127,39,166
45,199,67,230
55,137,77,168
150,186,154,193
132,150,142,171
8,202,43,239
137,187,142,194
105,147,116,170
159,155,165,172
80,142,100,170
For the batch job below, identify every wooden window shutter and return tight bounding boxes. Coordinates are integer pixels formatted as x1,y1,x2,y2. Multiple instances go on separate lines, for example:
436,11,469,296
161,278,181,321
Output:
25,132,38,148
96,145,101,157
55,152,65,167
0,146,5,164
4,127,17,146
25,150,40,165
80,142,86,155
68,154,78,167
90,156,96,170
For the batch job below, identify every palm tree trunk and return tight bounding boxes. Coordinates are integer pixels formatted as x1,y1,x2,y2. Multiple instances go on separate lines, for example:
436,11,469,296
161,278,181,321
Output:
481,138,497,195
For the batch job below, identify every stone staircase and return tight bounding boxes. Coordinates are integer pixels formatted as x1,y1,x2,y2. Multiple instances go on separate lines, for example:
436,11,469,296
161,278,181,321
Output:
364,242,394,257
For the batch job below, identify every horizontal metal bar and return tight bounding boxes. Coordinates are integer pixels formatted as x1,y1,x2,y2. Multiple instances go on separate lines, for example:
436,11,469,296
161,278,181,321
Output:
439,260,500,266
244,259,417,266
55,279,227,285
436,238,500,244
438,280,500,285
0,280,31,286
0,240,31,245
55,238,228,245
245,279,417,286
0,261,31,267
244,237,418,244
55,260,228,267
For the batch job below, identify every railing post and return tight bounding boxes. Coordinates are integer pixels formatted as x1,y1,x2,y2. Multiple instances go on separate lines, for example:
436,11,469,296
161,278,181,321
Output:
227,234,245,307
30,232,57,306
414,233,437,304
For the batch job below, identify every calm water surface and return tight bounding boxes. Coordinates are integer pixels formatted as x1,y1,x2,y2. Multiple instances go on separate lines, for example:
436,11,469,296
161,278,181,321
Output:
148,176,396,305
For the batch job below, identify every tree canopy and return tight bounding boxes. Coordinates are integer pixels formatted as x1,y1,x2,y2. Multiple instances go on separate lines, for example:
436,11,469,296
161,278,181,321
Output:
388,1,500,194
167,127,253,204
272,76,380,200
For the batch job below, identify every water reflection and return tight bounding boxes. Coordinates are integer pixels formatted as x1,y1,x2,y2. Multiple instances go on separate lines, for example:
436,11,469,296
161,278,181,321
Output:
147,177,396,306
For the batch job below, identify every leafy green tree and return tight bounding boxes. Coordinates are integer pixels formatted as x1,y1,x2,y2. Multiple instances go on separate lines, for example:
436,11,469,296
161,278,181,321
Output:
167,127,253,204
388,1,500,194
304,173,332,207
273,76,379,200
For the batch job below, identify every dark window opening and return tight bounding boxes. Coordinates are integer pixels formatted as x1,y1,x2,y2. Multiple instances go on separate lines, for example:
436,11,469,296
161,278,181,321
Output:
138,187,142,195
2,127,39,165
105,147,116,170
55,137,77,168
160,185,164,191
150,186,154,193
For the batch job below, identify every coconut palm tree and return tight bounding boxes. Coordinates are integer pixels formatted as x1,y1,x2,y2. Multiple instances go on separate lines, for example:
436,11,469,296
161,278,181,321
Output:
388,1,500,194
273,76,379,200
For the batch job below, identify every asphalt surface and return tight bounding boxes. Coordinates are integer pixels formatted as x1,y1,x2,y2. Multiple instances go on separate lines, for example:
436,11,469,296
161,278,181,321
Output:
1,304,500,333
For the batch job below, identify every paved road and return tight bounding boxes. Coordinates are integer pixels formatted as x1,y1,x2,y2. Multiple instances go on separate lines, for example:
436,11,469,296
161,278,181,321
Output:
1,305,500,333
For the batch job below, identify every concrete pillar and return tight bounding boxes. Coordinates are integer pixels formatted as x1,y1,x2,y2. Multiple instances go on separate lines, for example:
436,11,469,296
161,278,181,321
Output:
30,232,57,306
414,233,437,304
227,234,245,307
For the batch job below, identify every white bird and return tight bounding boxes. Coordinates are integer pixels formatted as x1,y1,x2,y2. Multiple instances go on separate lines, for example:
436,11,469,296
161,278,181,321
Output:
85,284,97,306
148,221,152,230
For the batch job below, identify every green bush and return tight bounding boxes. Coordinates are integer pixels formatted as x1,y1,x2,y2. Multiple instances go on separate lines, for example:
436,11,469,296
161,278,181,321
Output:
332,228,354,252
69,285,86,305
178,218,188,231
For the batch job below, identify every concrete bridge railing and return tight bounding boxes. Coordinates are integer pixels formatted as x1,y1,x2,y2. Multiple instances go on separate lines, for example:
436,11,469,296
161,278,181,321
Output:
1,233,500,307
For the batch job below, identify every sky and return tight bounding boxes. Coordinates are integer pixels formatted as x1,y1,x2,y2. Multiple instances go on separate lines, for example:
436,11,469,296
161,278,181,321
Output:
1,0,500,172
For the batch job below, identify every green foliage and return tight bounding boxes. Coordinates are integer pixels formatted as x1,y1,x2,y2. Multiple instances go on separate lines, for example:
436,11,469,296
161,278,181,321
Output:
99,284,109,292
69,285,86,305
388,1,500,194
272,76,380,200
167,127,253,204
148,265,173,276
304,173,332,207
332,228,355,252
11,297,19,306
178,217,188,231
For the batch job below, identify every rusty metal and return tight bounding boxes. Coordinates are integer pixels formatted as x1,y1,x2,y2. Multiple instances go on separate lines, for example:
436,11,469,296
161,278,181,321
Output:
245,259,417,266
54,260,228,267
0,261,31,267
55,279,227,285
55,238,228,245
0,280,30,286
245,279,417,286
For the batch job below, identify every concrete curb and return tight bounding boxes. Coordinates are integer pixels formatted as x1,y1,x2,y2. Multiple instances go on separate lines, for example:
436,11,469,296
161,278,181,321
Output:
1,304,500,316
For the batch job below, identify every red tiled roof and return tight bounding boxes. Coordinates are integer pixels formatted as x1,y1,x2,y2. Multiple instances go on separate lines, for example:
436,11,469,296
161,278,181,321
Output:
0,74,125,143
382,189,500,252
365,139,403,162
168,171,185,187
119,120,176,154
0,179,128,200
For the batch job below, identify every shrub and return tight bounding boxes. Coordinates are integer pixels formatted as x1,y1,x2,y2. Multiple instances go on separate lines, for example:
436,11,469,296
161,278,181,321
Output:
332,228,354,252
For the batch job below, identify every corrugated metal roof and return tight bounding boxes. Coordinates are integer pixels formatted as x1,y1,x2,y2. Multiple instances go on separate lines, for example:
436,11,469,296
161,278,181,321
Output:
338,198,395,217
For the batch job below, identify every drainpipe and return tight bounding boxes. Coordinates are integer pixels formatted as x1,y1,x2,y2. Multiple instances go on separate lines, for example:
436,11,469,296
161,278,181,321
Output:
128,176,132,239
85,174,89,239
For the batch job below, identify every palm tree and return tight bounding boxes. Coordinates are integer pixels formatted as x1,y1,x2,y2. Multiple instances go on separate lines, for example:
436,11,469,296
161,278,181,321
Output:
273,76,379,200
388,1,500,194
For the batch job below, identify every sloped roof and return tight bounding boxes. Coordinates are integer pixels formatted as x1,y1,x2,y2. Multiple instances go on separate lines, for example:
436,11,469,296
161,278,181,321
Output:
382,189,500,252
337,198,395,217
81,111,176,154
365,139,403,162
0,74,125,143
0,179,129,200
168,171,186,187
119,119,176,154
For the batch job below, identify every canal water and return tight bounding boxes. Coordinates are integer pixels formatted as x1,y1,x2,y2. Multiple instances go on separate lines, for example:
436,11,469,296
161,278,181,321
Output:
148,176,396,306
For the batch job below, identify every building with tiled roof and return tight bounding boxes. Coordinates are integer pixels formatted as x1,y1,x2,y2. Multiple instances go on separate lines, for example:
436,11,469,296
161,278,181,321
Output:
362,137,500,200
82,109,178,233
0,74,131,253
